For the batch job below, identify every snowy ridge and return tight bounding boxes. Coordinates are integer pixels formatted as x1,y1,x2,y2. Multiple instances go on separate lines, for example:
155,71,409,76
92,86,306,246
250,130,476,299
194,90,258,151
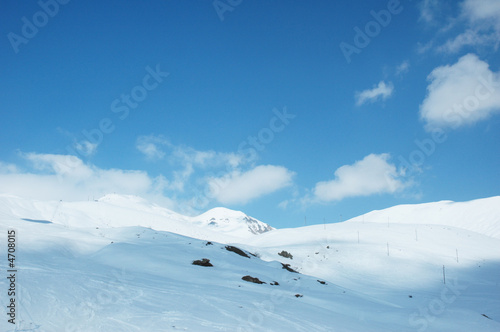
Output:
0,194,274,243
345,196,500,239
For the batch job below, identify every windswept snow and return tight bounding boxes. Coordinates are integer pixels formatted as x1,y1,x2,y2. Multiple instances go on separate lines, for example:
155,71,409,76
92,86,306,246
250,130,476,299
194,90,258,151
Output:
0,194,499,331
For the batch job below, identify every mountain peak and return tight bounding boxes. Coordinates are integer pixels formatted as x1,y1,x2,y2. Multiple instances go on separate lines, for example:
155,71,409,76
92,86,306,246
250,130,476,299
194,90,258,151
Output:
195,207,274,235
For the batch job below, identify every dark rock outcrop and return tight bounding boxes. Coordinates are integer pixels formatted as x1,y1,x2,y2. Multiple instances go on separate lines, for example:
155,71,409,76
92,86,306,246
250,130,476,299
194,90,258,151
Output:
192,258,213,267
281,263,299,273
242,275,266,284
225,246,250,258
278,250,293,259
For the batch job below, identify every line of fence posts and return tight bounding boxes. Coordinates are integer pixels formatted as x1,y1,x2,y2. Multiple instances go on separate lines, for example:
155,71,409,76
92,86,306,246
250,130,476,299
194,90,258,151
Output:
343,216,462,287
312,216,459,267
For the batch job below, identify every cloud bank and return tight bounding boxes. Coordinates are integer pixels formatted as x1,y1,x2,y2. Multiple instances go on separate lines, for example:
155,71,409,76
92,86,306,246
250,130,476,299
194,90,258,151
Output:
0,148,296,212
0,153,169,205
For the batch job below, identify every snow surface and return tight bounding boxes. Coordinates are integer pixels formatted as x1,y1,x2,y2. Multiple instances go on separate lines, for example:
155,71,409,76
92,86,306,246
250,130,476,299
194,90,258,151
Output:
0,194,499,331
344,196,500,240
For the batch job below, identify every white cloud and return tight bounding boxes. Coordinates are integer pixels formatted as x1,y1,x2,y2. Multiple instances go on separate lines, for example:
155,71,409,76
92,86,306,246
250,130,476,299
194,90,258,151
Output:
0,150,296,215
438,29,500,54
417,41,434,54
0,162,18,173
355,81,394,106
74,140,98,156
313,153,406,202
207,165,295,205
171,145,243,169
23,152,94,179
419,53,500,130
136,135,169,160
437,29,498,53
136,134,244,168
396,60,410,76
460,0,500,51
418,0,441,23
135,135,246,194
462,0,500,26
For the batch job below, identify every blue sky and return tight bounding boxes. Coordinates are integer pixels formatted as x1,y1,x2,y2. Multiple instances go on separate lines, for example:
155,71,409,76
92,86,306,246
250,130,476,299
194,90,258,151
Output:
1,0,499,228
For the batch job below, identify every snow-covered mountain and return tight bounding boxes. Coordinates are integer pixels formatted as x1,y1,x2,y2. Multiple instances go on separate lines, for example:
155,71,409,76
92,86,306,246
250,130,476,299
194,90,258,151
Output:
194,207,274,235
0,194,499,331
0,193,273,243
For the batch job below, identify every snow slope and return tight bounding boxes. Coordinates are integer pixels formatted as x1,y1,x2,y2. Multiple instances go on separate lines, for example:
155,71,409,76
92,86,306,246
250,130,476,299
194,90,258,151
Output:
0,194,499,331
344,196,500,240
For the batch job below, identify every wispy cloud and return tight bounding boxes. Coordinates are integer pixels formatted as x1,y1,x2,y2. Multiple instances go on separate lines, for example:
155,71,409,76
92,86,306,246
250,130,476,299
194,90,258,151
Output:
135,134,296,206
420,0,500,54
396,60,410,76
438,28,499,53
136,135,169,160
312,153,406,202
452,0,500,52
136,134,244,168
355,81,394,106
74,140,98,157
419,53,500,130
418,0,441,23
462,0,500,27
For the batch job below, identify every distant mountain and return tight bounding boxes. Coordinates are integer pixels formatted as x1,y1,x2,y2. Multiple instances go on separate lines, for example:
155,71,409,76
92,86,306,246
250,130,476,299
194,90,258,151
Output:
193,207,274,236
0,193,274,242
344,196,500,239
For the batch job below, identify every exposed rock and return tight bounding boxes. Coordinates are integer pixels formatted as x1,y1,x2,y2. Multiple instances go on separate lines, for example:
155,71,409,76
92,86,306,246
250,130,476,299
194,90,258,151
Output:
281,263,299,273
242,275,266,284
278,250,293,259
225,246,250,258
295,294,303,298
317,280,326,285
192,258,213,267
